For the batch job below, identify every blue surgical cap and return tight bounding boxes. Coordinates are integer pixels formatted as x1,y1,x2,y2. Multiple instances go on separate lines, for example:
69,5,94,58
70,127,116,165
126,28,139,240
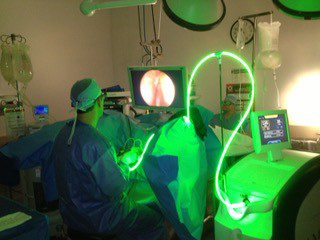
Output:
68,78,102,145
71,78,102,111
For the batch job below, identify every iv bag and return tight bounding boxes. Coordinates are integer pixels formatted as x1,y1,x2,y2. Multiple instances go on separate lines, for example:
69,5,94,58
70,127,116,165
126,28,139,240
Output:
12,43,33,84
19,43,33,84
258,21,281,69
0,44,14,84
12,44,24,82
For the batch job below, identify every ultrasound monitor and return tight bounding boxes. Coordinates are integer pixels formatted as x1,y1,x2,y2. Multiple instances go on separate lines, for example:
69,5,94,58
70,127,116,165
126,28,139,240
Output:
128,66,187,111
251,110,291,161
33,105,49,122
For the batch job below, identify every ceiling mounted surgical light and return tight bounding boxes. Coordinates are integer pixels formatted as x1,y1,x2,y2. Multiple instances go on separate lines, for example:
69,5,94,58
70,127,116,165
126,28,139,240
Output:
273,0,320,19
80,0,157,16
163,0,226,31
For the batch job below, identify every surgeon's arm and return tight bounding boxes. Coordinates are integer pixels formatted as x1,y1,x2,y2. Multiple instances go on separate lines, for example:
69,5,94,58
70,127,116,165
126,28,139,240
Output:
90,146,129,198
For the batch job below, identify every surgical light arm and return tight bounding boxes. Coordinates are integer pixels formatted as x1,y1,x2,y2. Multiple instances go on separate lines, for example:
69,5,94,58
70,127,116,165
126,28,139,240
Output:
80,0,157,16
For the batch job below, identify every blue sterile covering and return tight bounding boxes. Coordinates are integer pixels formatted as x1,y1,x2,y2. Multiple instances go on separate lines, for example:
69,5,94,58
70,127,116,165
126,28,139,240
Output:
0,120,68,201
0,196,49,240
0,121,67,168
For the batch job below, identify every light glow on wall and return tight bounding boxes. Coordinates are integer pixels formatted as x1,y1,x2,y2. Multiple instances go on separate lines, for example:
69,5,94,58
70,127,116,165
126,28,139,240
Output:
286,71,320,127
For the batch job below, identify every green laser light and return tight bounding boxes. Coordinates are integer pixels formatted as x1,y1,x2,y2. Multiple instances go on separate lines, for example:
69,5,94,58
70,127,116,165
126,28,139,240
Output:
187,51,255,220
128,51,255,221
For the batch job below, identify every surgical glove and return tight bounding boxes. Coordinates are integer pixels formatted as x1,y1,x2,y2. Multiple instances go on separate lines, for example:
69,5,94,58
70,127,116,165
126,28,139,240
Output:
120,147,142,165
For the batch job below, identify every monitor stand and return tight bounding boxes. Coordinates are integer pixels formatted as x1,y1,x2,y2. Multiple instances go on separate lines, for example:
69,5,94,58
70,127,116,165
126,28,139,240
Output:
268,150,283,162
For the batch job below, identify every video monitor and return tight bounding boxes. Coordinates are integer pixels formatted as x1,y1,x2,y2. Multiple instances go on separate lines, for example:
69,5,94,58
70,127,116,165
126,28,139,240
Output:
128,66,187,111
34,105,49,116
250,110,291,155
33,105,49,122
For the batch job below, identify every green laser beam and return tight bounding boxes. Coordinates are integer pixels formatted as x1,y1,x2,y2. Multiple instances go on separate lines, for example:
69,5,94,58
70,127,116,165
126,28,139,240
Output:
129,52,255,221
187,51,255,219
129,133,155,171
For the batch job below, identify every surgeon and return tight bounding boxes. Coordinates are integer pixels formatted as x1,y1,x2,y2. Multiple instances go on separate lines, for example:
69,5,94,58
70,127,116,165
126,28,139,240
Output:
51,78,168,239
210,95,248,133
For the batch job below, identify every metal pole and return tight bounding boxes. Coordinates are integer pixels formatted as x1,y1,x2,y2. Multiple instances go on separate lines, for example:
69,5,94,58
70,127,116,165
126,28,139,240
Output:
251,17,257,111
217,53,224,148
251,17,257,74
241,11,273,20
10,34,21,107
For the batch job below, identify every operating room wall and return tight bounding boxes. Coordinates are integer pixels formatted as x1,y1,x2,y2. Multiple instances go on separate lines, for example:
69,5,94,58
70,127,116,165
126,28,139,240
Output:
0,0,115,136
110,0,320,139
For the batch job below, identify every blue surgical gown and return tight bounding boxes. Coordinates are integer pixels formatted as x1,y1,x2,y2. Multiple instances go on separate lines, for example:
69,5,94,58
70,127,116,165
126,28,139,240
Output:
52,120,167,239
210,112,249,133
0,110,148,202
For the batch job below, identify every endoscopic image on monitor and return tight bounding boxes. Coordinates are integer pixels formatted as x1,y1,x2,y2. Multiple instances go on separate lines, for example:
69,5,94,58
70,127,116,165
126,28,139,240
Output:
140,70,175,107
128,66,187,111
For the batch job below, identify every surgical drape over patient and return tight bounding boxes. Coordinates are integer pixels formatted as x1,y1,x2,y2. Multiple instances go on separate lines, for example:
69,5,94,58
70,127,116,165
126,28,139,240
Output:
143,117,208,239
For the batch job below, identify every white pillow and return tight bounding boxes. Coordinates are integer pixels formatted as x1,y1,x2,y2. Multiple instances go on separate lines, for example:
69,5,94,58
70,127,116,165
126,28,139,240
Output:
209,125,254,156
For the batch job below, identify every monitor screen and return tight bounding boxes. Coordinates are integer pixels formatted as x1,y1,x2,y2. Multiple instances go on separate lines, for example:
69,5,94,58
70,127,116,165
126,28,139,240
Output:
34,105,49,116
128,66,187,111
259,114,288,145
251,110,291,154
